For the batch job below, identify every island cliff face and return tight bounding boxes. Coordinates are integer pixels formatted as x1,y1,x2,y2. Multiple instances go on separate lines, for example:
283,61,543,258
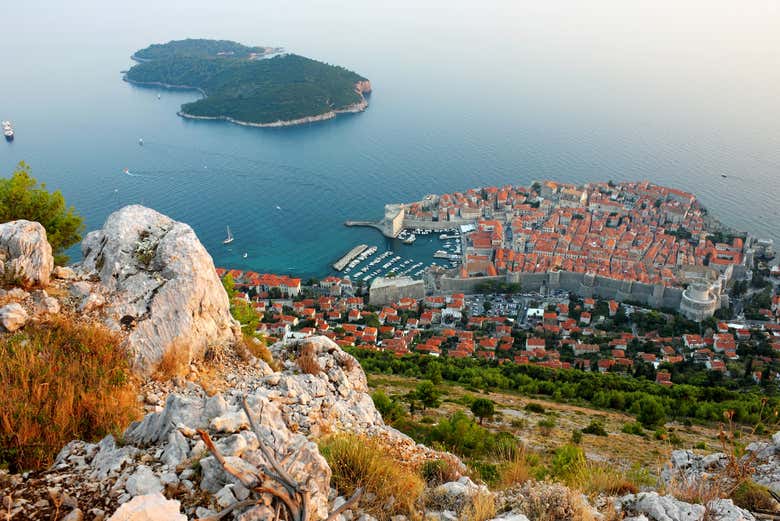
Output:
124,39,372,128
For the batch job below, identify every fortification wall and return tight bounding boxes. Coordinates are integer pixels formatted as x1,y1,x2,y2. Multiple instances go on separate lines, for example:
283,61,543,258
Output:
370,280,425,306
442,267,685,310
439,275,503,293
401,218,475,231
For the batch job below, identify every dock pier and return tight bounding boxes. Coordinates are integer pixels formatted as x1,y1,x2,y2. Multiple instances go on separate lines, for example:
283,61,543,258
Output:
333,244,368,271
344,220,386,234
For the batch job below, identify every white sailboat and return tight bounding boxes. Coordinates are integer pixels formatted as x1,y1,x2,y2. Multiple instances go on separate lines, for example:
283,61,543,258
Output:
223,226,234,244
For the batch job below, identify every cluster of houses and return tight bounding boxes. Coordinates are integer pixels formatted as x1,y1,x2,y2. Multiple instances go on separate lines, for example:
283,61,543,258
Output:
215,268,780,387
404,181,746,286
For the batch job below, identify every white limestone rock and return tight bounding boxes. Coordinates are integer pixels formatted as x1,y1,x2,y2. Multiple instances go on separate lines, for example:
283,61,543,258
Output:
210,411,249,433
79,205,240,374
33,290,61,315
619,492,706,521
0,220,54,288
487,515,530,521
160,430,189,467
0,303,28,332
706,499,756,521
125,465,163,497
106,493,186,521
90,435,140,480
53,265,77,280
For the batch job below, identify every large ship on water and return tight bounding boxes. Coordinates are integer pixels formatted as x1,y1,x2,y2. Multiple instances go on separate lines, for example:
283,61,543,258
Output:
2,121,13,141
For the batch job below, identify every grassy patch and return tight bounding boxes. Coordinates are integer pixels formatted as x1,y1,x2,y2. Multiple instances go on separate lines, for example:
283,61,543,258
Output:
0,317,139,471
319,433,425,520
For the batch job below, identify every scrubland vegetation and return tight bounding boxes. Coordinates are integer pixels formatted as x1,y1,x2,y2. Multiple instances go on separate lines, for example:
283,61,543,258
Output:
352,349,780,428
0,318,139,471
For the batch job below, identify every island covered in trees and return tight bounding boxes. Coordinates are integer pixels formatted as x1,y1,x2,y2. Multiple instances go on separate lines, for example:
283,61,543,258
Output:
124,39,372,127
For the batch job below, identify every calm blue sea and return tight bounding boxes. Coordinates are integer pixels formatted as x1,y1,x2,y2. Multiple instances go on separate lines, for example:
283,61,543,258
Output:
1,1,779,278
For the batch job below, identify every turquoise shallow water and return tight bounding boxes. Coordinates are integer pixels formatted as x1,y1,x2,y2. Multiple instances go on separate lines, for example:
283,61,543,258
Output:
1,1,779,278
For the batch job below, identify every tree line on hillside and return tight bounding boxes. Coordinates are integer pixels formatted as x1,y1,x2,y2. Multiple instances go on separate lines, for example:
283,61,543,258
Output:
350,349,780,429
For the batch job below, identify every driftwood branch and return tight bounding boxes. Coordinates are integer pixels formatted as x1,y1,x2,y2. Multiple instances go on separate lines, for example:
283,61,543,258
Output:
324,488,364,521
195,395,363,521
242,397,301,491
196,429,260,489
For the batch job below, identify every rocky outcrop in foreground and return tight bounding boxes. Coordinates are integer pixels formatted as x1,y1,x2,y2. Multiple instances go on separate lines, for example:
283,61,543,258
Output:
79,205,241,373
0,220,53,288
0,336,451,520
662,433,780,494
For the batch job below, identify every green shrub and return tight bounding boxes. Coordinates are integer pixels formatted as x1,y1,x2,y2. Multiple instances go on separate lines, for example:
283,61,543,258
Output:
637,396,666,428
470,461,499,485
731,480,777,512
0,162,85,265
622,422,645,436
571,430,583,444
427,411,518,458
371,390,406,424
551,445,586,480
471,398,495,424
694,441,707,450
525,402,546,414
538,418,556,436
582,419,608,436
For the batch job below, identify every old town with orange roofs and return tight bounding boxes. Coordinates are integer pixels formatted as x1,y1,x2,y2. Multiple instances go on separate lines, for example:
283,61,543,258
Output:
217,180,780,386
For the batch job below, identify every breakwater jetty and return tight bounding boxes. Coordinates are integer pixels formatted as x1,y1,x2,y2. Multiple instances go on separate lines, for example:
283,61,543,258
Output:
333,244,368,271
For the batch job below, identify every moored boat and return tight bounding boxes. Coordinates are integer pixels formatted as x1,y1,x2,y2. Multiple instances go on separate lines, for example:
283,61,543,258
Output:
2,121,14,141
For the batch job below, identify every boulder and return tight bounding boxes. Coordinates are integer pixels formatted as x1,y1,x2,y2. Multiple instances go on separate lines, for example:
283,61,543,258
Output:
33,290,61,315
619,492,705,521
124,394,208,446
53,265,76,279
0,303,28,332
706,499,756,521
79,205,240,374
106,493,186,521
0,220,54,288
125,465,163,497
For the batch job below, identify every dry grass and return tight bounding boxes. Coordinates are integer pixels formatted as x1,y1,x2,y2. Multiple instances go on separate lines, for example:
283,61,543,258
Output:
238,335,281,371
663,475,725,506
498,447,532,489
319,433,425,519
420,457,462,486
297,341,322,375
367,374,753,481
504,481,596,521
573,462,639,496
0,317,140,471
152,341,190,381
461,492,496,521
